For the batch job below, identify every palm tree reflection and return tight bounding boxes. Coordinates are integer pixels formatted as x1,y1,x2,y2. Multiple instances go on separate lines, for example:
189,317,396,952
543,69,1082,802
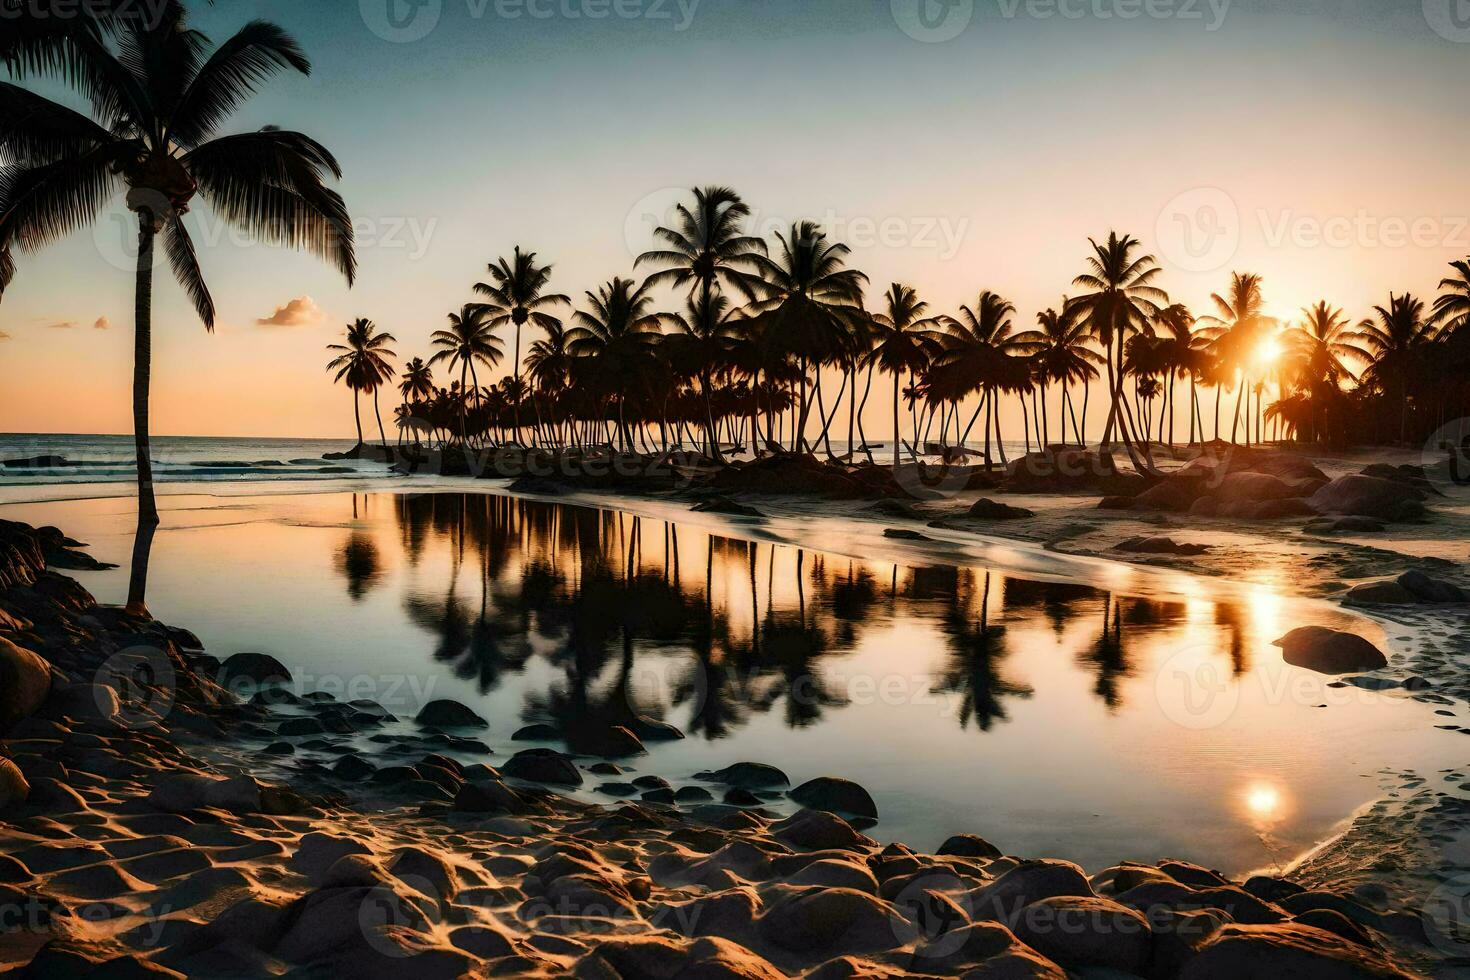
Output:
936,572,1034,732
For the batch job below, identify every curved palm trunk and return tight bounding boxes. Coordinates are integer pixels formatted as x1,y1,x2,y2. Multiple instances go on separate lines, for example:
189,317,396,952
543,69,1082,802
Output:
373,387,389,453
126,216,160,615
512,322,523,446
352,391,364,447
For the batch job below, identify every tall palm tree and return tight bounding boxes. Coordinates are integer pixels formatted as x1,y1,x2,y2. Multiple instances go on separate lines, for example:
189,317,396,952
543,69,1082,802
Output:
934,291,1031,467
636,185,769,303
747,222,868,451
474,247,569,445
325,319,396,450
868,284,944,468
0,5,354,612
567,277,671,451
1014,299,1102,448
1358,293,1432,444
1069,233,1166,471
431,304,503,444
1201,272,1272,445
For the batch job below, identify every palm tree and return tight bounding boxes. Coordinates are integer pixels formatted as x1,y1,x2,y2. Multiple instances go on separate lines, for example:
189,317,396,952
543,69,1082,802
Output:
636,185,769,303
431,304,503,444
399,357,435,403
668,289,744,460
1014,299,1102,448
0,5,354,612
933,291,1030,467
1069,233,1166,471
474,247,569,445
868,284,944,468
747,222,868,452
1201,272,1272,445
1431,258,1470,337
567,277,671,451
1357,293,1432,444
325,319,396,450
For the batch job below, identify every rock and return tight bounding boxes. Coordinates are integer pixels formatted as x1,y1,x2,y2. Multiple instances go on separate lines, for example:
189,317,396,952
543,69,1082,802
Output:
217,652,292,689
332,756,376,781
967,498,1035,520
572,724,645,758
758,887,905,955
1310,475,1420,521
1343,581,1420,606
883,528,929,540
938,834,1003,860
0,758,31,809
788,777,878,819
147,773,262,814
502,748,582,786
1004,450,1144,496
723,787,762,807
414,699,488,729
1178,922,1412,979
772,809,875,852
1010,895,1152,973
0,636,52,732
453,780,530,814
1133,480,1198,513
1097,495,1135,510
290,833,374,881
865,498,920,519
1217,471,1296,502
512,723,561,741
674,786,712,803
1114,536,1209,556
970,860,1095,921
1189,496,1221,517
276,717,325,737
696,762,790,789
449,925,515,959
692,496,765,518
1397,570,1466,603
1273,627,1388,674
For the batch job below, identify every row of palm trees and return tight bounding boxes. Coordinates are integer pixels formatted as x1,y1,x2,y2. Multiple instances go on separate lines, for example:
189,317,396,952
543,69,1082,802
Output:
326,186,1470,473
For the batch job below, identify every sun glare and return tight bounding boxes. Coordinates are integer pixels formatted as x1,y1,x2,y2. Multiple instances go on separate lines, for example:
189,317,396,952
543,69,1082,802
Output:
1254,336,1284,368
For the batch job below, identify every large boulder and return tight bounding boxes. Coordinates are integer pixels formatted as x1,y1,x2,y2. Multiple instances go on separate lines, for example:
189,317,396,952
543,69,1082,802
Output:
1342,581,1419,606
413,699,488,729
757,887,905,955
1216,471,1297,502
696,762,790,789
147,773,263,814
1273,627,1388,675
501,748,581,786
1132,481,1197,513
1397,570,1466,603
1310,475,1421,521
0,637,52,732
1178,922,1412,979
1004,450,1146,495
1010,895,1153,974
970,860,1095,922
788,777,878,819
217,652,292,689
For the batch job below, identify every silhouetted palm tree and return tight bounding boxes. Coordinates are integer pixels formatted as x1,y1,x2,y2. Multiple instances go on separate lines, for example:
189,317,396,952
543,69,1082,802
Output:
326,319,396,450
475,247,569,445
637,185,769,302
431,304,503,443
934,291,1030,466
1070,233,1166,471
1015,299,1102,447
567,277,671,450
1431,259,1470,336
1202,272,1272,445
1,4,353,612
747,222,868,451
868,284,943,468
1358,293,1432,443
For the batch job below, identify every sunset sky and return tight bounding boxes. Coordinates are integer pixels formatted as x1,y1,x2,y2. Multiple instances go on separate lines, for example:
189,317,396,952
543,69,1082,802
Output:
3,0,1469,438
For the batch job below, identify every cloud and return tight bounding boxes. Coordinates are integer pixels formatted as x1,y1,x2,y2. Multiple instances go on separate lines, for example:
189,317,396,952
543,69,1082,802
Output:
45,320,77,329
257,296,326,328
0,331,10,341
94,316,110,330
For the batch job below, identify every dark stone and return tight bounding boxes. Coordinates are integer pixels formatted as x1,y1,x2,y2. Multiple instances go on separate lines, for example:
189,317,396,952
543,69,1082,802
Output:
788,776,878,819
695,762,790,789
967,498,1035,520
414,699,488,729
502,748,582,787
1273,626,1389,674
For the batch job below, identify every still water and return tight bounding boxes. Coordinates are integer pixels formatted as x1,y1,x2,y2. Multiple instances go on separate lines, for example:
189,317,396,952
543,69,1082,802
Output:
4,488,1455,875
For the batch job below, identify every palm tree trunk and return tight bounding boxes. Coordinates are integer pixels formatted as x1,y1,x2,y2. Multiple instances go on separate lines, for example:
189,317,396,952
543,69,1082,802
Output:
353,390,364,447
126,214,160,615
513,322,523,445
373,387,389,452
891,371,901,470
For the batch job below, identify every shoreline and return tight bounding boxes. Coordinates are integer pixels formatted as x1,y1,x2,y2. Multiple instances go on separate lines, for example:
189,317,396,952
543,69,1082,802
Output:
1,517,1459,977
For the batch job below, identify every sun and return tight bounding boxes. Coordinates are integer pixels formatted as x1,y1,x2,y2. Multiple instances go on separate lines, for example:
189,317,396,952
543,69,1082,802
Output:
1254,335,1285,369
